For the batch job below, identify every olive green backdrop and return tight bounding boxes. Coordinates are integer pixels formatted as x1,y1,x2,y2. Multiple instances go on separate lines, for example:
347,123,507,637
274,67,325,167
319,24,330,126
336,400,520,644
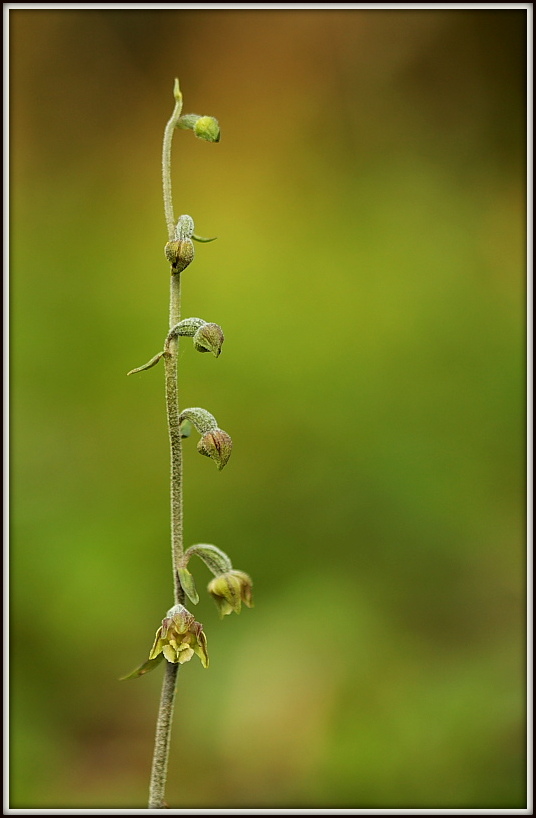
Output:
9,8,527,810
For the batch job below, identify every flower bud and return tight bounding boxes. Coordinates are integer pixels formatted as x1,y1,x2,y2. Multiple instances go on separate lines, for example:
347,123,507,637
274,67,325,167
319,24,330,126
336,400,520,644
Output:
197,428,233,470
193,323,224,357
149,604,208,668
193,116,220,143
173,78,182,103
164,238,194,273
208,570,254,617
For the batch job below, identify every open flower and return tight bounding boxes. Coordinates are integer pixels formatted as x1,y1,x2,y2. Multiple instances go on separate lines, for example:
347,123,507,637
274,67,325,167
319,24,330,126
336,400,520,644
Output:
207,570,254,617
149,604,209,668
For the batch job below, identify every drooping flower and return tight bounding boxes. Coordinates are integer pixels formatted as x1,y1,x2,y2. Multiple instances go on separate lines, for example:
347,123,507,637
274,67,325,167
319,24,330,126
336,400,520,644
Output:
149,604,209,668
207,570,254,618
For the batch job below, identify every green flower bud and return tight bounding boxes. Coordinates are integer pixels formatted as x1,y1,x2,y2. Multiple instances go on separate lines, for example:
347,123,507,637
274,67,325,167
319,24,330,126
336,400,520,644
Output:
197,428,233,470
193,323,224,357
173,78,182,103
179,408,232,469
164,238,194,273
149,604,208,668
193,116,220,143
164,214,196,273
208,570,254,618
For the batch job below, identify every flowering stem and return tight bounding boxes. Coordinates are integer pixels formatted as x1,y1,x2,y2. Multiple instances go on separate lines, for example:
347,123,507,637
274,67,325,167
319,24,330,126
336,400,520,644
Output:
165,271,185,606
162,80,183,241
147,662,179,809
147,80,185,810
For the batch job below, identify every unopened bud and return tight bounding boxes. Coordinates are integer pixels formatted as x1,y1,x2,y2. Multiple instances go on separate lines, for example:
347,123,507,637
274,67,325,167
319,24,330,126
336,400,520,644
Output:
165,215,196,273
193,323,224,357
194,116,220,143
197,428,233,470
164,238,194,273
208,570,254,617
173,78,182,103
176,114,220,143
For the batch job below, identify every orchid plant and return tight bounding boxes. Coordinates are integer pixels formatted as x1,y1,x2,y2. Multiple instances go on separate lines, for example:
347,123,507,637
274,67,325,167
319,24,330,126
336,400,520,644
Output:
121,79,253,809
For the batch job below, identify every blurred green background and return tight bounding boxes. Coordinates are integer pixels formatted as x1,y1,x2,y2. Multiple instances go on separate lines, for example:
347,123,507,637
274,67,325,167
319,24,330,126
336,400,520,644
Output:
9,8,527,810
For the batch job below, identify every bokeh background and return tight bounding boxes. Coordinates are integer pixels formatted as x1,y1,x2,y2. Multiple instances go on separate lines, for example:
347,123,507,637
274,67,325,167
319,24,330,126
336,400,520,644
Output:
9,7,527,810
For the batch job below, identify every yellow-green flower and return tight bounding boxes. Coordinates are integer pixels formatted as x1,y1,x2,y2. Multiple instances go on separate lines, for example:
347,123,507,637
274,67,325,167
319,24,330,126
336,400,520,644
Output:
207,570,254,617
149,604,209,668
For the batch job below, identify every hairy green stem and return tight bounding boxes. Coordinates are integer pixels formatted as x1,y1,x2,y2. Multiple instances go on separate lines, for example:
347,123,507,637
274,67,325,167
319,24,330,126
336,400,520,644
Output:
162,83,183,241
147,81,185,810
147,662,179,809
166,272,185,605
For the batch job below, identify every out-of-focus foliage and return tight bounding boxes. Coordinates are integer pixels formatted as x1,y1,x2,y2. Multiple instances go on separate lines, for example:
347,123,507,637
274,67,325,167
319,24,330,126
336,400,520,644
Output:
9,8,526,809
